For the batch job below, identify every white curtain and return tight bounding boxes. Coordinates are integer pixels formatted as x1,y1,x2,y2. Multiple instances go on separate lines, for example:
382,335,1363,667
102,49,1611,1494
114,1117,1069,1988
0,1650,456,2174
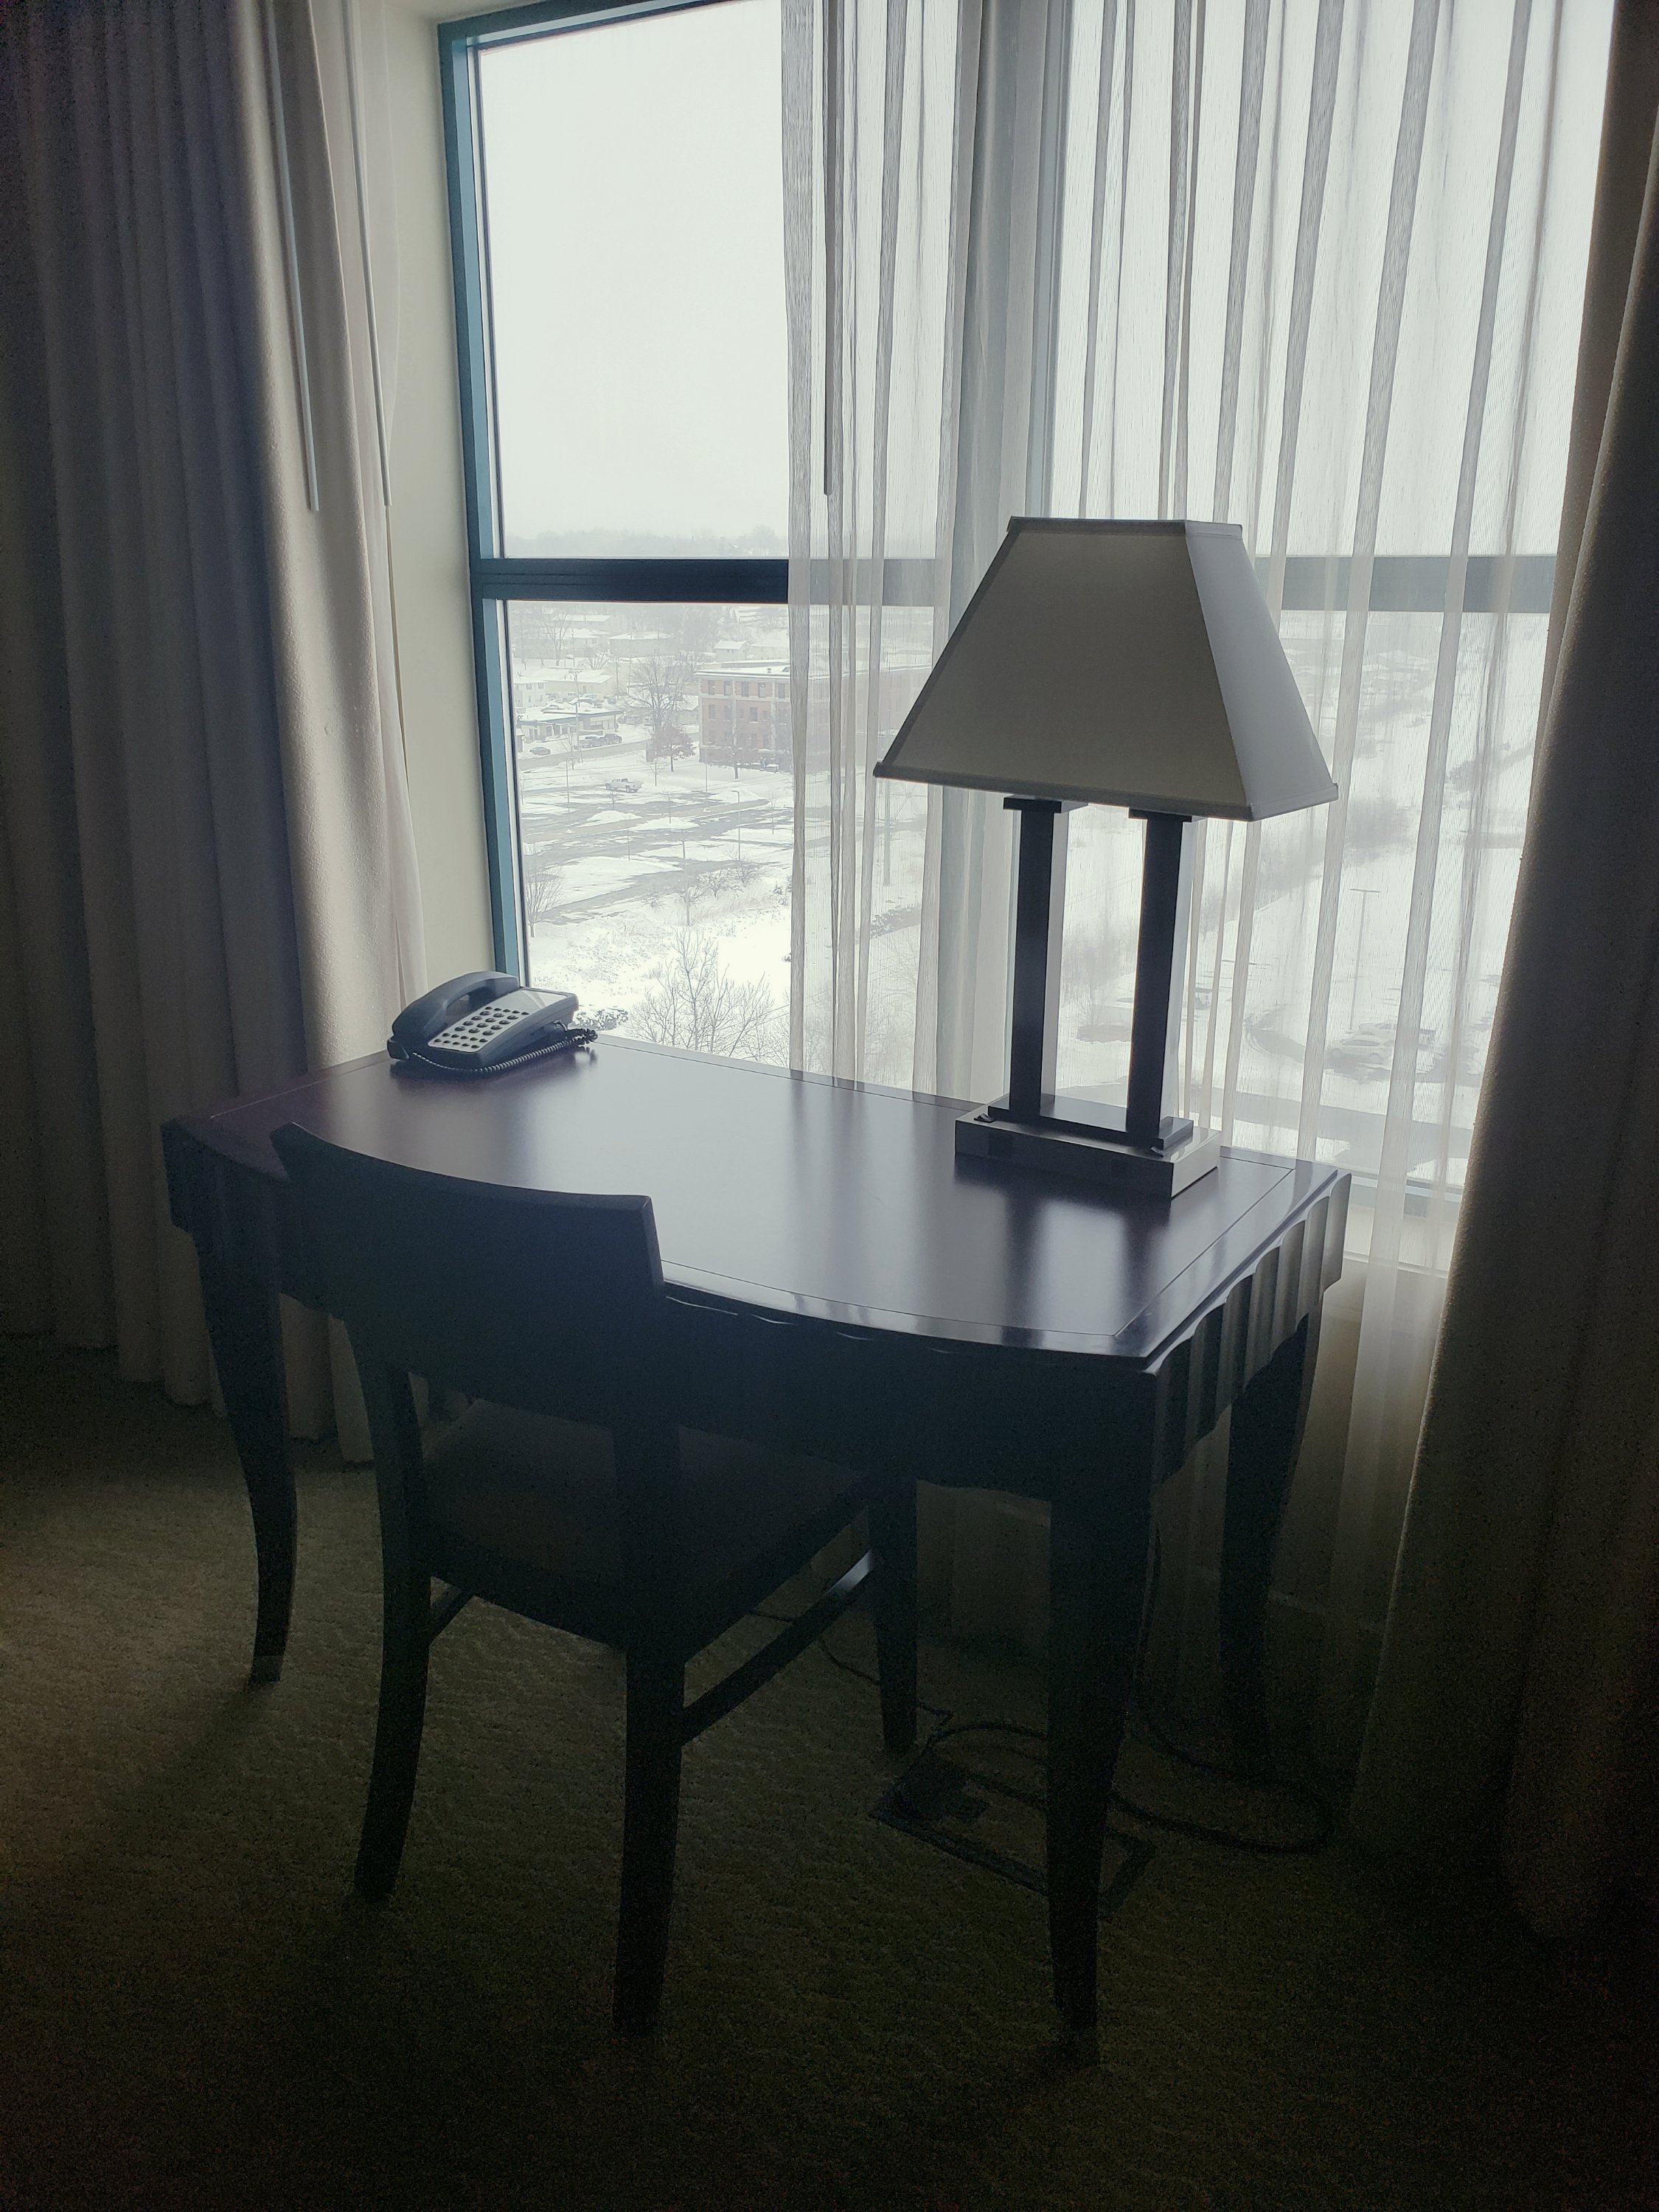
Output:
0,0,422,1443
783,0,1611,1770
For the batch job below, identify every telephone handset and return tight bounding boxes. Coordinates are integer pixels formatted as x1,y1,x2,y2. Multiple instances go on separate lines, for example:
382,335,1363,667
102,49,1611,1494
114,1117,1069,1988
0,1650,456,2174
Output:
388,971,595,1077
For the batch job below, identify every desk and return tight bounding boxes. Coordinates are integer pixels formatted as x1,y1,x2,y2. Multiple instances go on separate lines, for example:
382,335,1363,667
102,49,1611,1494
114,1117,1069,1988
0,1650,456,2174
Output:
163,1037,1346,2052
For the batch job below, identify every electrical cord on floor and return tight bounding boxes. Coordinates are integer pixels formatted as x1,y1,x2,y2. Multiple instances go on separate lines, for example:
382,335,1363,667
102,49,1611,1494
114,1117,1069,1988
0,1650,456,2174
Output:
751,1526,1335,1857
927,1713,1334,1856
1116,1526,1335,1854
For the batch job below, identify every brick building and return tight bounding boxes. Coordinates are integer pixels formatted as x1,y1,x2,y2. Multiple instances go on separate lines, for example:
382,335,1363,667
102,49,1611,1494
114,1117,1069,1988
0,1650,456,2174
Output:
697,653,935,773
698,662,791,770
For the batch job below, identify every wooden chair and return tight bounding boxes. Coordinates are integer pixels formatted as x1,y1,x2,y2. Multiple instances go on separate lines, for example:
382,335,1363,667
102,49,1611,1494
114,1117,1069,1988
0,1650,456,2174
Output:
271,1122,917,2034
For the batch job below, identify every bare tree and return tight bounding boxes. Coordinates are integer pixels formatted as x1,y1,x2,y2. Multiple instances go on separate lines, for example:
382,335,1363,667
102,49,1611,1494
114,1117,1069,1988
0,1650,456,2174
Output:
684,858,763,906
629,653,694,770
676,854,764,928
523,853,564,925
629,931,786,1061
543,608,575,667
663,604,719,661
514,602,575,665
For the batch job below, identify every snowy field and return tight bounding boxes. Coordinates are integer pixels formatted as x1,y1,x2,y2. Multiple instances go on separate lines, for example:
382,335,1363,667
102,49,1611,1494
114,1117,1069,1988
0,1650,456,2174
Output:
518,723,796,1059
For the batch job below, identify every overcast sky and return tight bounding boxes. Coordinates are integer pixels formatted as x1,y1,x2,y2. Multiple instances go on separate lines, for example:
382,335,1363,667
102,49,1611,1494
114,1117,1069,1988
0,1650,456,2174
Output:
481,0,789,554
477,0,1605,564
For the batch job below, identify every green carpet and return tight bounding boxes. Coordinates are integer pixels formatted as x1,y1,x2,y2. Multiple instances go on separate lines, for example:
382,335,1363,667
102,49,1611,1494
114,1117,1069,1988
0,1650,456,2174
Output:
1,1339,1654,2212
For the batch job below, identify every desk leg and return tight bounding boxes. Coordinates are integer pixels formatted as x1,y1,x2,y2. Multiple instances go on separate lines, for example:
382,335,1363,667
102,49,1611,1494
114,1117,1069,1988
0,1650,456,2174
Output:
1046,1481,1151,2063
200,1258,295,1687
869,1481,918,1757
1219,1310,1318,1778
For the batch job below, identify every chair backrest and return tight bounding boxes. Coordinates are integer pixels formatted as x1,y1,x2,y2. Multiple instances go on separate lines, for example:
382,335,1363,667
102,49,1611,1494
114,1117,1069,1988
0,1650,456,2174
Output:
271,1123,667,1427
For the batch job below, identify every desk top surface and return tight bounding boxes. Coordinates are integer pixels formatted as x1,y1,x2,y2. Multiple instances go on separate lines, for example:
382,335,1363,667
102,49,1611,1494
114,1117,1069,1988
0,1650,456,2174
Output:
178,1038,1346,1363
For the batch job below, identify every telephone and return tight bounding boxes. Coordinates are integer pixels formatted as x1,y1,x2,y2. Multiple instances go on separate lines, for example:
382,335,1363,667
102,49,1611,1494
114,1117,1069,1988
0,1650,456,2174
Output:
387,971,595,1077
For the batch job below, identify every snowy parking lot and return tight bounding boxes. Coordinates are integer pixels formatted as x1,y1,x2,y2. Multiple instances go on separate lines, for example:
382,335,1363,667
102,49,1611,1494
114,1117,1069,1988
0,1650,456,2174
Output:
517,726,797,1054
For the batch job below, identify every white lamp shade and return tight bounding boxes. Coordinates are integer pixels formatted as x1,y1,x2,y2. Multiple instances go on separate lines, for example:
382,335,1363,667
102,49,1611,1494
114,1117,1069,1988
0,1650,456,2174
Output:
873,518,1338,821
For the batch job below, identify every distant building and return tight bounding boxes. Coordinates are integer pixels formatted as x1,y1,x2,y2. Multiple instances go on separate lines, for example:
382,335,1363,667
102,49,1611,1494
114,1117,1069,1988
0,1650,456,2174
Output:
698,662,792,769
697,655,933,773
606,633,677,686
517,703,620,751
511,661,577,716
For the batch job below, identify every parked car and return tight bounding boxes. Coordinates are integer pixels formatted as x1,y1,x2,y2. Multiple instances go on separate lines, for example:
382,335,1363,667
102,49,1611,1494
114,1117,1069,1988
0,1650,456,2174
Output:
605,777,641,795
1326,1021,1437,1082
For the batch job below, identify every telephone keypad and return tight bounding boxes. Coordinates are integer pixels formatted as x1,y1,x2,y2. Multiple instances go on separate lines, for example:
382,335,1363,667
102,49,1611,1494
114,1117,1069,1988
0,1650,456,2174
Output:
431,1004,527,1053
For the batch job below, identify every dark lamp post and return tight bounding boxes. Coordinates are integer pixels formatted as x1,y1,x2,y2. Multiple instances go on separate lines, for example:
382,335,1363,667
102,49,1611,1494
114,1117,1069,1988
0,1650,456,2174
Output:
873,518,1338,1197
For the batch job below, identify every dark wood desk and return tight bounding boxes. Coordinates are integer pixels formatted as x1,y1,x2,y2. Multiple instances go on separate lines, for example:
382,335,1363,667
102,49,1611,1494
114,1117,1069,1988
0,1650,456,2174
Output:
163,1037,1346,2054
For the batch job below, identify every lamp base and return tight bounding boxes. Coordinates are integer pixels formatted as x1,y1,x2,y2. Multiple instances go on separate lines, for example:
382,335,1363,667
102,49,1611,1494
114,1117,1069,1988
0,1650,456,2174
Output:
985,1091,1195,1153
956,1107,1220,1197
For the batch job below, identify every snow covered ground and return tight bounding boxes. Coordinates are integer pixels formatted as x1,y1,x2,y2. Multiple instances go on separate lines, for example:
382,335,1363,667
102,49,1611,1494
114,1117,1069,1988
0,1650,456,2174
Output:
518,723,796,1051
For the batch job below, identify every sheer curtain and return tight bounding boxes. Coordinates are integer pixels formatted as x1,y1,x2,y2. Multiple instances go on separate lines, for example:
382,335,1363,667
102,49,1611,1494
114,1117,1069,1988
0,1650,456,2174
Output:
782,0,1610,1770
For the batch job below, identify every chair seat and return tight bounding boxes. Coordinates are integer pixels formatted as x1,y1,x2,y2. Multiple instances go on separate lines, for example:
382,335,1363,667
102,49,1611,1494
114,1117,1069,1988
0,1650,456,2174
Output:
423,1402,869,1621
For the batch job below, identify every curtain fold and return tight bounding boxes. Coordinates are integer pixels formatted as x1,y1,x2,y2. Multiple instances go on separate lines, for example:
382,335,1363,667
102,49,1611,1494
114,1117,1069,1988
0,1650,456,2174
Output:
1351,0,1659,1936
0,0,422,1440
783,0,1611,1767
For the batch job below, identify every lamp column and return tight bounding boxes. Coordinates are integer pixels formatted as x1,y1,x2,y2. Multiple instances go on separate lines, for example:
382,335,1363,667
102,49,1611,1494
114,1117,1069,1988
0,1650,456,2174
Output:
1005,797,1065,1121
1124,813,1193,1147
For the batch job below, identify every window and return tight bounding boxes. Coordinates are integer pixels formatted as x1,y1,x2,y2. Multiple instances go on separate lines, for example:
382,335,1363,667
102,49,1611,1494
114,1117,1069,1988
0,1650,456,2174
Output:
441,0,792,1051
443,0,1596,1140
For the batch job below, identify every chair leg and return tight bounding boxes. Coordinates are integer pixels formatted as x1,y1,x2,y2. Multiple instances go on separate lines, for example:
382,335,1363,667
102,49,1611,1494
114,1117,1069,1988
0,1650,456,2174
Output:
355,1576,431,1900
614,1645,685,2036
869,1481,919,1757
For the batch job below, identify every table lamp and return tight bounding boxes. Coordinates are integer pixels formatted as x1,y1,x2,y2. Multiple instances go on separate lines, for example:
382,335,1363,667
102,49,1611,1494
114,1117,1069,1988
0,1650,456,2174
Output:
874,518,1337,1197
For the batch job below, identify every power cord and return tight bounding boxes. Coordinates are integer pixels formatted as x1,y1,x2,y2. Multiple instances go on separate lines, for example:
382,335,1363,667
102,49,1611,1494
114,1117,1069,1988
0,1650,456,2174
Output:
751,1527,1334,1857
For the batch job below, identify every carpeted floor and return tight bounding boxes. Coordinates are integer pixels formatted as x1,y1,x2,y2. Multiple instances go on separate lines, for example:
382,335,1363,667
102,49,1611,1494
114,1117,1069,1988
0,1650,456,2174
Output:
1,1338,1655,2212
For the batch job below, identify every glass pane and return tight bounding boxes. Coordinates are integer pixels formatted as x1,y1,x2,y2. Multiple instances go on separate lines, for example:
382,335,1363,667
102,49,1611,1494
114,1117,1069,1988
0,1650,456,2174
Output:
479,2,787,558
507,602,794,1061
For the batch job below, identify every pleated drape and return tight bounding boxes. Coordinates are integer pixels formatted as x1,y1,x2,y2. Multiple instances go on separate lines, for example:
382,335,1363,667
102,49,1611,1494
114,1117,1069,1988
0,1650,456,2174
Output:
1352,0,1659,1935
0,0,423,1439
782,0,1612,1767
